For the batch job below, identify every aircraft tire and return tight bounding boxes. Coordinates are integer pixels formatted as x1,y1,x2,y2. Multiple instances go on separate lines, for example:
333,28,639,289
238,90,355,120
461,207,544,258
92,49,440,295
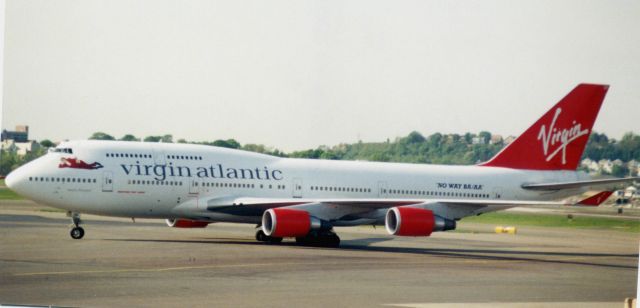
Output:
326,234,340,247
255,229,267,242
256,229,283,243
295,233,340,248
70,227,85,239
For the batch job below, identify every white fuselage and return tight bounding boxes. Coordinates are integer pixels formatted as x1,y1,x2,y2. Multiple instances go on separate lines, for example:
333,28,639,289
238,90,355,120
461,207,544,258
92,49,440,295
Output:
6,140,589,224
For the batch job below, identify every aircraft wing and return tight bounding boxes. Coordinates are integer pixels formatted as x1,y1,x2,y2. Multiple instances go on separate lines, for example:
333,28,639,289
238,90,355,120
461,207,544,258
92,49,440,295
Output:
198,196,567,221
521,177,639,191
206,197,565,211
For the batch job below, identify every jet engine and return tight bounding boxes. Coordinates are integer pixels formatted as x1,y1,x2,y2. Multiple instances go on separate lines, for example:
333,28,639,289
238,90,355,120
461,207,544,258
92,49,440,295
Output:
262,208,328,237
385,207,456,236
165,218,210,228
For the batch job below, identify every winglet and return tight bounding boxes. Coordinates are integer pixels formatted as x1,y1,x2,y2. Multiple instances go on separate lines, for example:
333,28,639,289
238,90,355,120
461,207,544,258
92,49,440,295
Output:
481,84,609,170
574,191,613,206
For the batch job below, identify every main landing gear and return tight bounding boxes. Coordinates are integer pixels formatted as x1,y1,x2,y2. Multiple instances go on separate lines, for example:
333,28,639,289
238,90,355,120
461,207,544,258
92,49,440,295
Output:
68,212,85,239
296,230,340,248
254,227,340,248
255,229,283,243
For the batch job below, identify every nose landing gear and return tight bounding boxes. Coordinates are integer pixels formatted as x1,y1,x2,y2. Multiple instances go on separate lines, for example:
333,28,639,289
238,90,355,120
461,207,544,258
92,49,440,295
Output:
70,226,85,239
67,212,85,239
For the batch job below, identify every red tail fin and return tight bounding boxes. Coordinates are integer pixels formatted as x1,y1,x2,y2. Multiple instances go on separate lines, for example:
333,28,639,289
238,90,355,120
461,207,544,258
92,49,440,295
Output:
480,84,609,170
575,191,613,206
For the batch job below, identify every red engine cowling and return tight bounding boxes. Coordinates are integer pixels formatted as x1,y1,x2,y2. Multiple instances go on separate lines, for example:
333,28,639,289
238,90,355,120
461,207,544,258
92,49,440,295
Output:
262,208,311,237
165,219,210,228
385,207,435,236
385,207,456,236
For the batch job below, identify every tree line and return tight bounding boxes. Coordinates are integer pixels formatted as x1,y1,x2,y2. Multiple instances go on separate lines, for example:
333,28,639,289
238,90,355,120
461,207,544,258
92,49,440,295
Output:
1,131,639,176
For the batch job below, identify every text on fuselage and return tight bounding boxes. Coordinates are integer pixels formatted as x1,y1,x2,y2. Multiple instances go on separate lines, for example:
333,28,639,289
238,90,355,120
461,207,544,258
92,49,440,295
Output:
121,162,283,182
437,182,483,190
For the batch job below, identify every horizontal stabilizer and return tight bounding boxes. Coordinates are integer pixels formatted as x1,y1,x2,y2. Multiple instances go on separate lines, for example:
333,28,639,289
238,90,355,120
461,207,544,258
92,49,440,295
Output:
522,177,639,191
574,191,613,206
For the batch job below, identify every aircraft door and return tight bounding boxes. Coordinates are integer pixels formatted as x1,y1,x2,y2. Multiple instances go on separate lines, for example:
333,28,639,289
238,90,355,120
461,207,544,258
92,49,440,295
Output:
292,178,303,198
377,181,388,197
102,171,113,192
492,187,503,199
189,179,199,195
153,149,166,166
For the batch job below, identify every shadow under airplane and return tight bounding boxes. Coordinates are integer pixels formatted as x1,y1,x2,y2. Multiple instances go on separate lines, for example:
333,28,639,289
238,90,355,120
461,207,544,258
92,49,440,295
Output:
104,237,638,270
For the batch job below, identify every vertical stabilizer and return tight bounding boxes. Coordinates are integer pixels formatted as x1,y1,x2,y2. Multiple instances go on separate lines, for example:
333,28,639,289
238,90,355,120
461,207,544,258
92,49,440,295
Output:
480,84,609,170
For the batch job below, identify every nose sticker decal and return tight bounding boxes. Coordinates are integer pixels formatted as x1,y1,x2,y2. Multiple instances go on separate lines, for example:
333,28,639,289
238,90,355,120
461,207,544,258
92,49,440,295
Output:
58,157,104,170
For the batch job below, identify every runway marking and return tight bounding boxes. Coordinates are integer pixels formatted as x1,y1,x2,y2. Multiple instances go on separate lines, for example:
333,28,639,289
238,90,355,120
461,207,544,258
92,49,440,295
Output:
11,259,496,277
13,262,303,276
384,302,620,308
11,254,624,277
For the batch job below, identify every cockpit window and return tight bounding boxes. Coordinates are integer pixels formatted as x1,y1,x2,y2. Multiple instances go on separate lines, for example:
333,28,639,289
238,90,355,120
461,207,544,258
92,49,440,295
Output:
51,148,73,154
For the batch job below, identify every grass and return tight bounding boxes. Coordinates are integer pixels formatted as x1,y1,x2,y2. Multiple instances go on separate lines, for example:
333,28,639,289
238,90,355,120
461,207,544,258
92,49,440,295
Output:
0,179,24,200
463,212,640,233
39,208,65,213
0,188,24,200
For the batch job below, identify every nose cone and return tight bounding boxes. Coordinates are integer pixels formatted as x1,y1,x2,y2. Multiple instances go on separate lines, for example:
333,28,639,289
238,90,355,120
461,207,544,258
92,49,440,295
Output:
5,170,17,190
5,165,28,195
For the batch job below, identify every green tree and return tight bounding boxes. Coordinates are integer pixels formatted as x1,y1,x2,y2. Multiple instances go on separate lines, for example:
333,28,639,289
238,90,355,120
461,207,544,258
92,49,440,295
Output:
427,133,443,147
119,134,140,141
161,135,173,143
143,135,173,143
478,131,491,144
143,136,162,142
242,144,268,153
22,147,46,164
0,151,19,175
618,132,640,161
405,131,426,144
89,132,115,140
464,133,473,144
212,139,241,149
40,139,54,148
611,164,629,177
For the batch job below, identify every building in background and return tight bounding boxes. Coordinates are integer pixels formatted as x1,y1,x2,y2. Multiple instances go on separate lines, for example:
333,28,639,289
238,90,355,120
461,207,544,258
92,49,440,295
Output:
1,125,29,142
1,125,40,156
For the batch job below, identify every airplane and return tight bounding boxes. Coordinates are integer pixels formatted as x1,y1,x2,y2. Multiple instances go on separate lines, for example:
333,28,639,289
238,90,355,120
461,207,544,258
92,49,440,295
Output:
5,83,638,247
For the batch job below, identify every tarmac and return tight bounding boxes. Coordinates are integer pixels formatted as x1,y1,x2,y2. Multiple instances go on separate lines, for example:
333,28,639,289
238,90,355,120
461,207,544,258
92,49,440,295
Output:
0,200,638,307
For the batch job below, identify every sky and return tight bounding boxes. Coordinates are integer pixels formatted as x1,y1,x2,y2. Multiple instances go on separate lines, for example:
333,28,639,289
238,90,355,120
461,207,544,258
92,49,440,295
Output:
2,0,640,151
